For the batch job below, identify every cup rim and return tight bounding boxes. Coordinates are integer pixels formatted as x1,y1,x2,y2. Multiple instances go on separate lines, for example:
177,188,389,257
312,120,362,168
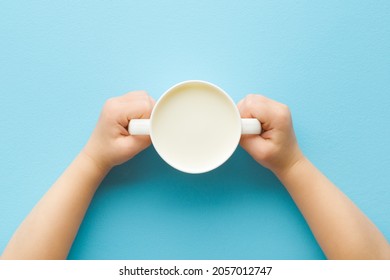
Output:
150,80,242,174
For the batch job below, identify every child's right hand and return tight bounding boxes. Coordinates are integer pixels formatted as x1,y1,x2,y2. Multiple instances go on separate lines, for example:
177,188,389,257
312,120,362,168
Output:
82,91,155,172
237,94,304,175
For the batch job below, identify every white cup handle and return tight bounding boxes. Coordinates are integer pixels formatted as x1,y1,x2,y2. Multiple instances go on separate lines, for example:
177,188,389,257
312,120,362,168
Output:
241,118,262,135
129,118,261,135
129,119,151,135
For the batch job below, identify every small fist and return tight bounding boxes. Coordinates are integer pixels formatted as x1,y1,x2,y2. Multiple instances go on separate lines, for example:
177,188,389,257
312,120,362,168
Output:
83,91,155,171
238,94,303,174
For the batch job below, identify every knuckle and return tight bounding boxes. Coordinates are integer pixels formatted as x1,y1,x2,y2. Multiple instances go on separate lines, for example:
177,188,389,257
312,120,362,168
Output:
136,90,148,97
245,94,260,105
246,93,258,100
245,94,266,108
245,95,261,113
245,94,256,107
104,97,118,111
248,94,265,102
140,99,152,113
277,104,291,121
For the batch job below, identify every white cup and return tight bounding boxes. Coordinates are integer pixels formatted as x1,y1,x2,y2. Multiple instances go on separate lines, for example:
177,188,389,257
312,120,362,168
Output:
129,80,261,174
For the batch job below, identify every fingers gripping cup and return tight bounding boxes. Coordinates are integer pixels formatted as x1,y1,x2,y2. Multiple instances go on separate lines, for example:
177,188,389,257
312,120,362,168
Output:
129,80,261,174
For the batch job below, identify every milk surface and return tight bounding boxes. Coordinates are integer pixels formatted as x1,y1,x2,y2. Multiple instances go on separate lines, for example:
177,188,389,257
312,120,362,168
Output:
152,82,240,173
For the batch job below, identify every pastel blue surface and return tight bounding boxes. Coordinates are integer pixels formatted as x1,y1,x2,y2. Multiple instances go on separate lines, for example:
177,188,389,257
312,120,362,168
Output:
1,1,389,259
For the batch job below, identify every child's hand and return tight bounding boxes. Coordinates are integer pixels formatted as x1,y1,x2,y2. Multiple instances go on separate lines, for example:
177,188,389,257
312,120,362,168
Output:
82,91,155,172
237,94,304,174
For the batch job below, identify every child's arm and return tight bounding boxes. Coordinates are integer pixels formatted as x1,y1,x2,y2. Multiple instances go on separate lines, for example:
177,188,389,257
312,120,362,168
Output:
238,95,390,259
1,91,154,259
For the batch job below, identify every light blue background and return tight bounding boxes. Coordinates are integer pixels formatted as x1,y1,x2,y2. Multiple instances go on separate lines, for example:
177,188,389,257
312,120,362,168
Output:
1,1,389,259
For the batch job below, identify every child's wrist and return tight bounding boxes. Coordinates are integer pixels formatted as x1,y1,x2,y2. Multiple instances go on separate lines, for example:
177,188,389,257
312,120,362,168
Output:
272,150,306,180
80,149,112,175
